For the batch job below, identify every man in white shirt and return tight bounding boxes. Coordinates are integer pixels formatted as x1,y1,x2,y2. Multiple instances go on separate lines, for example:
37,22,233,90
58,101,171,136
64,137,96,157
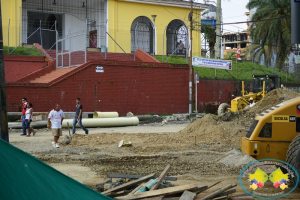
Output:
47,104,65,148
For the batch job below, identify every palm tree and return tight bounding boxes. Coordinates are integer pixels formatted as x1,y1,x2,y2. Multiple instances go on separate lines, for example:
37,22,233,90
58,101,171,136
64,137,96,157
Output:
247,0,291,70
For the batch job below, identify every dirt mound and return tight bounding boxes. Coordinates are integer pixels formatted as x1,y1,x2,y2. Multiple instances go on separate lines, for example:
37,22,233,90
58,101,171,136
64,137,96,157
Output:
250,89,299,114
177,89,300,148
176,113,249,148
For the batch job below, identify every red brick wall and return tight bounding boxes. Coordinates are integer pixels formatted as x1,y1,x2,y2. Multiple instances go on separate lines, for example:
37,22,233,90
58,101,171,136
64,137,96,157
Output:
197,80,234,113
6,61,237,115
6,62,190,115
5,55,47,82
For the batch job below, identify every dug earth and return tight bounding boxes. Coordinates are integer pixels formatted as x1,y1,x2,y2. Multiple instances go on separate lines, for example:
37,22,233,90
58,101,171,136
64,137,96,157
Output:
8,89,300,199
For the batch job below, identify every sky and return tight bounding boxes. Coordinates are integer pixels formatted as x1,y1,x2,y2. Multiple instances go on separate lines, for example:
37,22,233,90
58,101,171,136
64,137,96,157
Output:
195,0,250,33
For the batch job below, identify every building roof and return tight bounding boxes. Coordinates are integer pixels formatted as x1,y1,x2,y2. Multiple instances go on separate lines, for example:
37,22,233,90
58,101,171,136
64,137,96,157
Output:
223,31,247,36
118,0,209,10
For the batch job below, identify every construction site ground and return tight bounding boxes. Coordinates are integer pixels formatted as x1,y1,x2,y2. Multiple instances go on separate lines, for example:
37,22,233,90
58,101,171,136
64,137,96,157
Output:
8,89,300,199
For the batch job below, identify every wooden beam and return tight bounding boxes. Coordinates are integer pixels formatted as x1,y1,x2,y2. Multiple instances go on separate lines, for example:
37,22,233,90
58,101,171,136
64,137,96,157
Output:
150,164,171,191
115,184,207,200
179,190,196,200
130,182,147,195
108,174,177,181
102,173,156,195
212,195,227,200
231,195,254,200
194,188,221,200
198,184,237,200
141,196,164,200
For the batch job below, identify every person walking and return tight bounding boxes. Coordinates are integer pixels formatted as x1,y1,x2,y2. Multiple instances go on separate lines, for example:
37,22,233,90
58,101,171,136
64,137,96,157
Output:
20,98,28,136
47,104,65,148
25,103,36,137
72,98,88,134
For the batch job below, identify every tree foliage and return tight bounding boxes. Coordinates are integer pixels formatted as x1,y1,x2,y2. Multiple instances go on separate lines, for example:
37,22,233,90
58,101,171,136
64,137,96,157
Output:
202,24,216,58
246,0,291,69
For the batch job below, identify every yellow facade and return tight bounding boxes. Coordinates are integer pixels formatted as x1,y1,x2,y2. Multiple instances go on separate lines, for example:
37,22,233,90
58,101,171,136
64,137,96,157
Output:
108,0,203,56
1,0,22,47
2,0,205,56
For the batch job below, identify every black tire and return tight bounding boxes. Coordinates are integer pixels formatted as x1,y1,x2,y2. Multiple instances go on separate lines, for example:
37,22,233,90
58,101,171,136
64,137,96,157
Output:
286,134,300,186
218,103,230,117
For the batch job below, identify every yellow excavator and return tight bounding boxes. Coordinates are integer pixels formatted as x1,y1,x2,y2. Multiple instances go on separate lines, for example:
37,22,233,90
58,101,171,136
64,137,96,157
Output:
218,75,281,119
241,95,300,181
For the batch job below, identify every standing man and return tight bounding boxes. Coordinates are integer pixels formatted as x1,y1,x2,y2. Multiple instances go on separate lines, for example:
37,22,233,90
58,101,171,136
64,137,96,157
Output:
48,104,65,148
20,98,28,136
73,98,88,134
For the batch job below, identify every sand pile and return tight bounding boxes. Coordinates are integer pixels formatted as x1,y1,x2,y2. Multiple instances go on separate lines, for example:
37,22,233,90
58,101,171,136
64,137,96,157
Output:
176,113,249,148
250,89,299,114
177,89,300,148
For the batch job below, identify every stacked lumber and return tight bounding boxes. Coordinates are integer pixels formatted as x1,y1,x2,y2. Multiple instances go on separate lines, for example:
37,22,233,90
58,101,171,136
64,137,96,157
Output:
97,165,254,200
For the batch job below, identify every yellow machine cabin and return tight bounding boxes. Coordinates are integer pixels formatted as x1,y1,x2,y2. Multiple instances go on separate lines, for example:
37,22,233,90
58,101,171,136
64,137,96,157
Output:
241,96,300,167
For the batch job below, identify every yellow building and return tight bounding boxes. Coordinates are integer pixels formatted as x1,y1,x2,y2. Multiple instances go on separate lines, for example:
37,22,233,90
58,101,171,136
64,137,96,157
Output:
2,0,208,56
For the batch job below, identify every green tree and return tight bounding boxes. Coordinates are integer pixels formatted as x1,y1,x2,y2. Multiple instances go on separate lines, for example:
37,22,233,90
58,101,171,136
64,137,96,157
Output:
202,24,216,58
247,0,291,69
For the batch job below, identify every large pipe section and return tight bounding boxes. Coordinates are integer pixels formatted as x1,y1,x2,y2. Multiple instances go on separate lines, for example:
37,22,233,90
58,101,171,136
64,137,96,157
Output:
62,117,139,128
93,112,119,118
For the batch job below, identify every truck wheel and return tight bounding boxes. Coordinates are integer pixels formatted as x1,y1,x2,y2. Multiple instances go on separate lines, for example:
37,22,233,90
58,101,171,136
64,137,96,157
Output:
286,134,300,186
218,103,231,121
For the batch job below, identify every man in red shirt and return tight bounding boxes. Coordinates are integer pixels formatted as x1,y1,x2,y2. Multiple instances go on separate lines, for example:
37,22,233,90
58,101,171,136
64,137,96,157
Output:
20,97,28,136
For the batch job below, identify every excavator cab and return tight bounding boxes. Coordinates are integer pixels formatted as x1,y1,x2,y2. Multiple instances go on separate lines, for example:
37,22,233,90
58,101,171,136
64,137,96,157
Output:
253,74,281,93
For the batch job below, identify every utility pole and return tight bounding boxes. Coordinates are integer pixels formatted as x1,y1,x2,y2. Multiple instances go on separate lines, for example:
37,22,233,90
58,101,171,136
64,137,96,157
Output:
0,1,9,142
188,0,193,115
214,0,221,59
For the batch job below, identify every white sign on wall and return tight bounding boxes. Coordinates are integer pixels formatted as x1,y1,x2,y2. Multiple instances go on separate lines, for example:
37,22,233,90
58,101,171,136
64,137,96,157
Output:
192,57,232,70
96,66,104,73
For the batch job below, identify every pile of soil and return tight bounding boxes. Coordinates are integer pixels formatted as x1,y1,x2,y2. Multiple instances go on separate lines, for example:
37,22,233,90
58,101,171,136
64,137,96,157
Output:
177,89,300,148
250,89,299,114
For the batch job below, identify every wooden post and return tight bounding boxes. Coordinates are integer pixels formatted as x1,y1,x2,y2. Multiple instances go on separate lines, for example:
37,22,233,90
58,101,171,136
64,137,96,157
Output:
0,1,9,142
150,164,171,191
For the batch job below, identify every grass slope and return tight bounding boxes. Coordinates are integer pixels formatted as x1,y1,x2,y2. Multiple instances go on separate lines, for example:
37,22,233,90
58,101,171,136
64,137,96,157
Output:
155,55,296,83
4,46,42,56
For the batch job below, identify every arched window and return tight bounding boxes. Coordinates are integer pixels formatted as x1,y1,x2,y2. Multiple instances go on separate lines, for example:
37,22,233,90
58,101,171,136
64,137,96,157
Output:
131,16,155,53
166,20,188,55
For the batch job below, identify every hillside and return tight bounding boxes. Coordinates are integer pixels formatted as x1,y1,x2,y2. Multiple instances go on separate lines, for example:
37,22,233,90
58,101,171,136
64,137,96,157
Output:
155,55,296,83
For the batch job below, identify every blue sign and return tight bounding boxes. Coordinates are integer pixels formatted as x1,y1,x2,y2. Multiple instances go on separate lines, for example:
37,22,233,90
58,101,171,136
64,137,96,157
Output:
295,0,300,2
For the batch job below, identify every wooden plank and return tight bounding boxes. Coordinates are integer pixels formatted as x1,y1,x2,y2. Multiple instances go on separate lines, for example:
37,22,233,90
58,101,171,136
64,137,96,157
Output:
115,184,207,200
231,195,254,200
219,189,236,196
150,164,171,191
194,188,221,200
130,182,147,195
212,195,227,200
141,196,164,200
102,173,156,195
179,190,196,200
198,184,237,200
108,174,177,181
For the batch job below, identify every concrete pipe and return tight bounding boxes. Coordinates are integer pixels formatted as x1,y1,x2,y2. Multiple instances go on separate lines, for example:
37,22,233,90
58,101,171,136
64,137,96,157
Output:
62,117,139,128
93,112,119,118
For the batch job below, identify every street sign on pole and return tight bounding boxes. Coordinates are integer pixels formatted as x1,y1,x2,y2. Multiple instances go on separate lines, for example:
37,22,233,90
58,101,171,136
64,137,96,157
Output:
194,72,199,114
194,72,199,84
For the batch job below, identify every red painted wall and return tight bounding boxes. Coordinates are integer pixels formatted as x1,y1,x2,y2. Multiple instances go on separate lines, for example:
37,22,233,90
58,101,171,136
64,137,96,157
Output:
4,55,47,82
197,80,234,112
6,62,190,115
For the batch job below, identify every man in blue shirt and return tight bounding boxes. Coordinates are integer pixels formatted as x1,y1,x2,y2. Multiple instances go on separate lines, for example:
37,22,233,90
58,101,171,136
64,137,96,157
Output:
72,98,88,134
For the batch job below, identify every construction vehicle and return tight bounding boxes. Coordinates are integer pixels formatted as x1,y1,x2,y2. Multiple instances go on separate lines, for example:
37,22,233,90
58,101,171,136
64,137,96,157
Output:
241,96,300,180
218,75,281,118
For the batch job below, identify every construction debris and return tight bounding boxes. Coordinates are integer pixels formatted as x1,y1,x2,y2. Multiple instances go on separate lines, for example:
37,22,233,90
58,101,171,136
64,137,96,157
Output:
97,165,240,200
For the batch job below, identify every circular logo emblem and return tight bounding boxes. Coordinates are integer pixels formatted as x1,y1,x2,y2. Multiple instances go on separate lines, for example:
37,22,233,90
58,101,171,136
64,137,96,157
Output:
239,159,299,199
